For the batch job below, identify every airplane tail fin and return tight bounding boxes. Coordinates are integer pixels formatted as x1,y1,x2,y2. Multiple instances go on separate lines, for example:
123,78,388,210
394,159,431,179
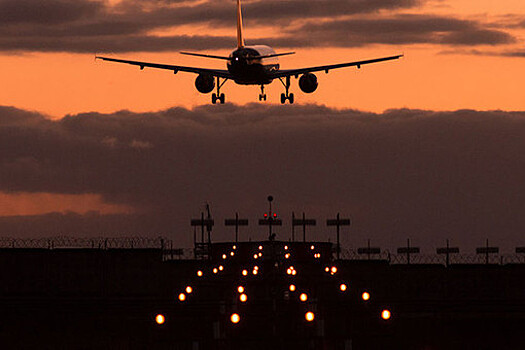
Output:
236,0,245,49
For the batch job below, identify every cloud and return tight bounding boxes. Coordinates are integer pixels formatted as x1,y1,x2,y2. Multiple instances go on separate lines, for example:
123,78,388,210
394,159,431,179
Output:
0,0,516,52
439,48,525,58
1,104,525,251
503,50,525,57
0,0,102,24
283,15,516,47
0,34,235,53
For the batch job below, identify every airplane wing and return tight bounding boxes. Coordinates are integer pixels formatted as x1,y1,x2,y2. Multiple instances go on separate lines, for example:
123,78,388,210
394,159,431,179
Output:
95,56,233,79
270,54,403,79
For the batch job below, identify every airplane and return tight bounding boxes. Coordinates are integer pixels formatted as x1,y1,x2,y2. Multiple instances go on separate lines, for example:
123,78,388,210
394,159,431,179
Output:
96,0,403,105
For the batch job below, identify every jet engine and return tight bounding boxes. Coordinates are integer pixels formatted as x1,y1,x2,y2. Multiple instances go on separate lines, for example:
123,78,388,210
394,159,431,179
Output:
195,74,215,94
299,73,318,93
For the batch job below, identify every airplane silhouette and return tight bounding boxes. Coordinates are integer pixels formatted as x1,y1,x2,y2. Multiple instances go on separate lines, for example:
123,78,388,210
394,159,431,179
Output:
96,0,403,104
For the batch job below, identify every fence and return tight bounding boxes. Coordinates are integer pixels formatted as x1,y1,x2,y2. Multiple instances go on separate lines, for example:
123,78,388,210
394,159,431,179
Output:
339,247,525,265
1,237,524,265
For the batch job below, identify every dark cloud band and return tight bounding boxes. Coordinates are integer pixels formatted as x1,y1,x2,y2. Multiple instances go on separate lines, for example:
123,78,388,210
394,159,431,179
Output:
1,104,525,250
0,0,517,52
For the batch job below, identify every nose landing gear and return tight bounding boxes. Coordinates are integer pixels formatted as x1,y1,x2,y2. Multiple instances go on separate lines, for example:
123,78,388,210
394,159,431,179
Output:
258,85,267,101
212,76,228,104
278,76,294,104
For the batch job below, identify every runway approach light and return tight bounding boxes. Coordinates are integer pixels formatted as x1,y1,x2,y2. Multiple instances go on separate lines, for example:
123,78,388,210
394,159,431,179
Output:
300,293,308,302
230,251,235,256
155,314,165,325
231,313,240,324
340,283,347,292
325,267,330,273
185,286,193,294
381,309,391,320
222,254,227,259
253,254,259,259
289,284,296,292
242,269,248,276
362,292,370,301
178,293,186,301
237,286,244,293
239,293,248,302
219,265,224,271
197,270,203,277
258,252,262,257
252,269,258,275
213,268,218,274
331,266,338,274
305,311,315,322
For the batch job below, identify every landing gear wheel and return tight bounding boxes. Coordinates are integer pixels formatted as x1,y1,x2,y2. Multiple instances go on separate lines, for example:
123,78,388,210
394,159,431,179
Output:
279,76,295,104
259,85,267,102
211,77,228,105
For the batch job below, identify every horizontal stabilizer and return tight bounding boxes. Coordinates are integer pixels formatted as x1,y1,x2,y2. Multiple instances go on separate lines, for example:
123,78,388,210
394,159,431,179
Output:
180,52,231,60
180,51,295,61
252,52,295,60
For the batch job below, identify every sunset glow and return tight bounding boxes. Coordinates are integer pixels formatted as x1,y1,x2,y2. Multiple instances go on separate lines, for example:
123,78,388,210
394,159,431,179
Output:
0,0,524,251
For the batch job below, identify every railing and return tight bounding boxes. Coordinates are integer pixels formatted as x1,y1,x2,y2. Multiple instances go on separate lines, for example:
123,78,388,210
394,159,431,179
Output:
0,236,168,249
338,247,525,265
1,238,524,264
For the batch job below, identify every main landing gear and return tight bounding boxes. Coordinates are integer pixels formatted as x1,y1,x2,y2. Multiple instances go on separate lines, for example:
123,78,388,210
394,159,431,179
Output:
279,76,294,104
258,85,267,101
212,77,228,104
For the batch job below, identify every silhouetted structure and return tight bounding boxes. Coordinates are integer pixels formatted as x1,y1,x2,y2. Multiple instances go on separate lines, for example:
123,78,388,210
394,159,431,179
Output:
1,235,525,349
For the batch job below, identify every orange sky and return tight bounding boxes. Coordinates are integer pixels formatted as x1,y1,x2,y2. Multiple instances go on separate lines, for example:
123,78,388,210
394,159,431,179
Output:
0,192,134,216
0,0,524,118
0,0,524,219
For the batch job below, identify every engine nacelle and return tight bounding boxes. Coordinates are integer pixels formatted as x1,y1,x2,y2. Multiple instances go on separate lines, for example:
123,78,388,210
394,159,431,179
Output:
299,73,318,93
195,74,215,94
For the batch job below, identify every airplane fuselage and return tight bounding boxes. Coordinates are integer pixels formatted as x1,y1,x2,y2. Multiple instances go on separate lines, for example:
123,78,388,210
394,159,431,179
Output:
227,45,279,85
